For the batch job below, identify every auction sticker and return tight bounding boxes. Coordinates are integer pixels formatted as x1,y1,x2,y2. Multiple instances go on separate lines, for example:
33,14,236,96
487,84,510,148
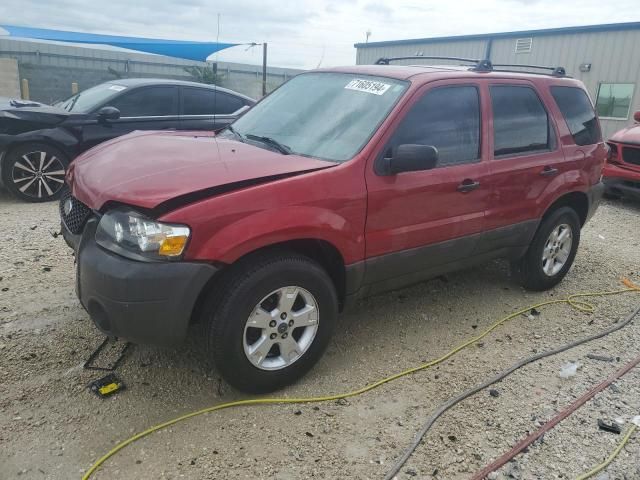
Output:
345,79,391,95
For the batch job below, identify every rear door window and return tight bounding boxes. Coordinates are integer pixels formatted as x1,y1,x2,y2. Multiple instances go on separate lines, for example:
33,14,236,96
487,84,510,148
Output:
182,88,246,115
551,86,601,146
490,85,554,157
107,86,179,117
387,85,481,167
215,92,246,114
182,88,217,115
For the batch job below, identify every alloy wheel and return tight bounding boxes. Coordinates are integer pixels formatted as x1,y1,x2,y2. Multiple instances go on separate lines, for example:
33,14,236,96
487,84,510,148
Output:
11,150,66,200
541,223,573,276
243,286,319,371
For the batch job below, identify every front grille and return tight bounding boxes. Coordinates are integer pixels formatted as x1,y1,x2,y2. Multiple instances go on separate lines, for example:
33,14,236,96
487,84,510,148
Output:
622,146,640,166
59,188,92,234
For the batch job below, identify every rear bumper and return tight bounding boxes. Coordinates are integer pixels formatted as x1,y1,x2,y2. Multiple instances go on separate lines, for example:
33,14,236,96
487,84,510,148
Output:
66,218,218,345
603,163,640,199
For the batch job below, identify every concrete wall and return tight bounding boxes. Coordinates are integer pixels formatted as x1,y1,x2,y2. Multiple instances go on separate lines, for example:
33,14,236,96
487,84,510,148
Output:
356,27,640,139
0,57,20,98
0,38,302,103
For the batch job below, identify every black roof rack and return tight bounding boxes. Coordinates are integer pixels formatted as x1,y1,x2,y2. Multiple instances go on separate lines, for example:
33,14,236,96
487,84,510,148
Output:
374,56,566,77
375,56,491,70
491,63,566,77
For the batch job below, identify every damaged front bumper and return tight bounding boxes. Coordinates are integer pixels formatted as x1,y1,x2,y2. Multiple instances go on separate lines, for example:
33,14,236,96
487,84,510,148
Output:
62,216,218,345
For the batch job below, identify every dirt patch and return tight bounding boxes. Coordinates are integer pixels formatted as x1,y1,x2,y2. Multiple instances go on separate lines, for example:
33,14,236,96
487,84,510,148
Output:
1,190,640,480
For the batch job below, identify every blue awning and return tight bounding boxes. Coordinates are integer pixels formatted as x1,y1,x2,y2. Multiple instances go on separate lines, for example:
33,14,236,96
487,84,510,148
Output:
0,25,238,62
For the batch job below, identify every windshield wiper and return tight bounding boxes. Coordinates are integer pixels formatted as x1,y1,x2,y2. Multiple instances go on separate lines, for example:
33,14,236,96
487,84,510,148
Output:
65,94,81,112
226,124,244,141
245,134,292,155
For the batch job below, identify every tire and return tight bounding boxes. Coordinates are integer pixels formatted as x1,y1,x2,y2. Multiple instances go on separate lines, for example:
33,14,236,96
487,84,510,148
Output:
511,206,581,291
2,143,69,202
205,252,338,393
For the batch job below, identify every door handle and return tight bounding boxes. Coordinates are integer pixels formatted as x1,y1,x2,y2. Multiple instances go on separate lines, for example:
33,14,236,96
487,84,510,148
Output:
457,179,480,193
540,166,559,177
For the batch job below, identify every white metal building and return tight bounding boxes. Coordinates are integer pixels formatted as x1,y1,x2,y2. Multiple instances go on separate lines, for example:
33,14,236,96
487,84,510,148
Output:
355,22,640,138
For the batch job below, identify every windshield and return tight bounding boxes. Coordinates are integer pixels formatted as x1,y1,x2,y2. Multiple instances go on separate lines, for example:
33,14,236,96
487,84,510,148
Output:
57,83,127,113
228,72,408,162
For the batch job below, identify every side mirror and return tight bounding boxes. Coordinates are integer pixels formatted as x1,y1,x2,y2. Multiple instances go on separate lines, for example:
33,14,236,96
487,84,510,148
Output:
384,144,438,175
96,106,120,122
634,111,640,123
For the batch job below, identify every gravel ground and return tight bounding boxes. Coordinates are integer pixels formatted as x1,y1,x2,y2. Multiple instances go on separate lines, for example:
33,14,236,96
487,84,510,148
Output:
1,190,639,480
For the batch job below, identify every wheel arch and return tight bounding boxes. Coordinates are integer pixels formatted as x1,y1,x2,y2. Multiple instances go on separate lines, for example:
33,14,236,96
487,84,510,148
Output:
190,238,349,326
1,139,73,178
542,190,589,226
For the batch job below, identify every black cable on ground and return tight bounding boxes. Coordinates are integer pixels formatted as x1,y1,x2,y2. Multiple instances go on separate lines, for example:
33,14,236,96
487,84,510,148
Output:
384,304,640,480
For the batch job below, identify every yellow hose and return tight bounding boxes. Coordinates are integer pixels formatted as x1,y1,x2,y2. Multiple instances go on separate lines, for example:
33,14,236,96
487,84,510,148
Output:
575,424,638,480
82,281,640,479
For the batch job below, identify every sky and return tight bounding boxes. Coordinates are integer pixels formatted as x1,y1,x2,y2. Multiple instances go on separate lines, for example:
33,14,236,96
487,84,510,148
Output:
0,0,638,69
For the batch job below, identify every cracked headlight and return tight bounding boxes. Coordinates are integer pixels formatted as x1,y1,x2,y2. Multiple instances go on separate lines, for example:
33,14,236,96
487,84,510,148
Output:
96,209,190,261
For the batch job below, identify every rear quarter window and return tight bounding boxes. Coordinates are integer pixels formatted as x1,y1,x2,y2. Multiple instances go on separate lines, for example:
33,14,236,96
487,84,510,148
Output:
550,86,601,146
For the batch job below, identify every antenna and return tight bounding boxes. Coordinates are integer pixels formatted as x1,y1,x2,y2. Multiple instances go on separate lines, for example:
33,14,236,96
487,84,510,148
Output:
316,45,325,69
212,12,220,131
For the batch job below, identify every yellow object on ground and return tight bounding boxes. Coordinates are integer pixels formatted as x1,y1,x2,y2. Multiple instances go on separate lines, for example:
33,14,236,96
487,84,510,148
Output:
574,424,638,480
82,280,640,480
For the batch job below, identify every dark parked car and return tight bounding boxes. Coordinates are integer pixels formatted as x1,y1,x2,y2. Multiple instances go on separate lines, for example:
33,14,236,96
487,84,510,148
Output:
62,60,605,393
0,79,254,202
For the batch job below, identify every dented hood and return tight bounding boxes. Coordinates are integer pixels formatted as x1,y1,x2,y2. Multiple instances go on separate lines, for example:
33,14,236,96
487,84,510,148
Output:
69,130,335,211
0,98,78,134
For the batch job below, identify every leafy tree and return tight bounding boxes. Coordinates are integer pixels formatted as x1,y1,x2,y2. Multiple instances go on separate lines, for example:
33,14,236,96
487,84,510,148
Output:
183,65,224,85
107,67,125,79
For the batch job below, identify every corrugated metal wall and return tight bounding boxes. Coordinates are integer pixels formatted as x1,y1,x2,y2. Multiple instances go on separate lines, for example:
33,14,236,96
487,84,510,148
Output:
357,29,640,139
0,38,302,102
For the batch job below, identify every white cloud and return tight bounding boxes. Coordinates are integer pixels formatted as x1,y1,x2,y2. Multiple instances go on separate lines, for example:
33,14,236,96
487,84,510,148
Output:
0,0,638,69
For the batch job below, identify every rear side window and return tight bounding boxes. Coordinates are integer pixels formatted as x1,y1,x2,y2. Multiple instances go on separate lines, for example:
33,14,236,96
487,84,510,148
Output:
107,86,178,117
216,92,246,114
183,88,216,115
388,85,481,167
490,86,553,157
551,86,601,146
182,88,247,115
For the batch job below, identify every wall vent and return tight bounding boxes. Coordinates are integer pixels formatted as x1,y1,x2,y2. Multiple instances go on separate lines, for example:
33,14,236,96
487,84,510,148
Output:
515,37,533,53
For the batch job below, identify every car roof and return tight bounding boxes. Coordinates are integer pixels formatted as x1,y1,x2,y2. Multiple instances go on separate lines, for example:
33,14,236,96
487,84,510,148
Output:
314,64,583,87
104,78,255,102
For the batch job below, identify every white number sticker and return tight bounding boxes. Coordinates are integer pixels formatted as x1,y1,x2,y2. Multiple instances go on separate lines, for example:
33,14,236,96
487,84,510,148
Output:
108,85,127,91
345,79,391,95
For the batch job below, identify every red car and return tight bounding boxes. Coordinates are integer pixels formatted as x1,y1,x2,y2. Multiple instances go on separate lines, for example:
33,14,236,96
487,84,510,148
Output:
604,111,640,200
61,59,605,392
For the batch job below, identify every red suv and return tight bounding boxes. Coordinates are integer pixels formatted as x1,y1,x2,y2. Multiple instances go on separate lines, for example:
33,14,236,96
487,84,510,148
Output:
603,111,640,200
61,59,605,392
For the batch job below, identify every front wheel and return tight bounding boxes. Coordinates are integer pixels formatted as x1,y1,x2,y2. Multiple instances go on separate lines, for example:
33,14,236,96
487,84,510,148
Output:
2,143,69,202
511,207,581,291
206,253,338,393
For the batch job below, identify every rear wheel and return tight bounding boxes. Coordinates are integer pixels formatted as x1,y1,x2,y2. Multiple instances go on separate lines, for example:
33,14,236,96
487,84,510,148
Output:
2,143,68,202
511,207,581,291
205,252,338,393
